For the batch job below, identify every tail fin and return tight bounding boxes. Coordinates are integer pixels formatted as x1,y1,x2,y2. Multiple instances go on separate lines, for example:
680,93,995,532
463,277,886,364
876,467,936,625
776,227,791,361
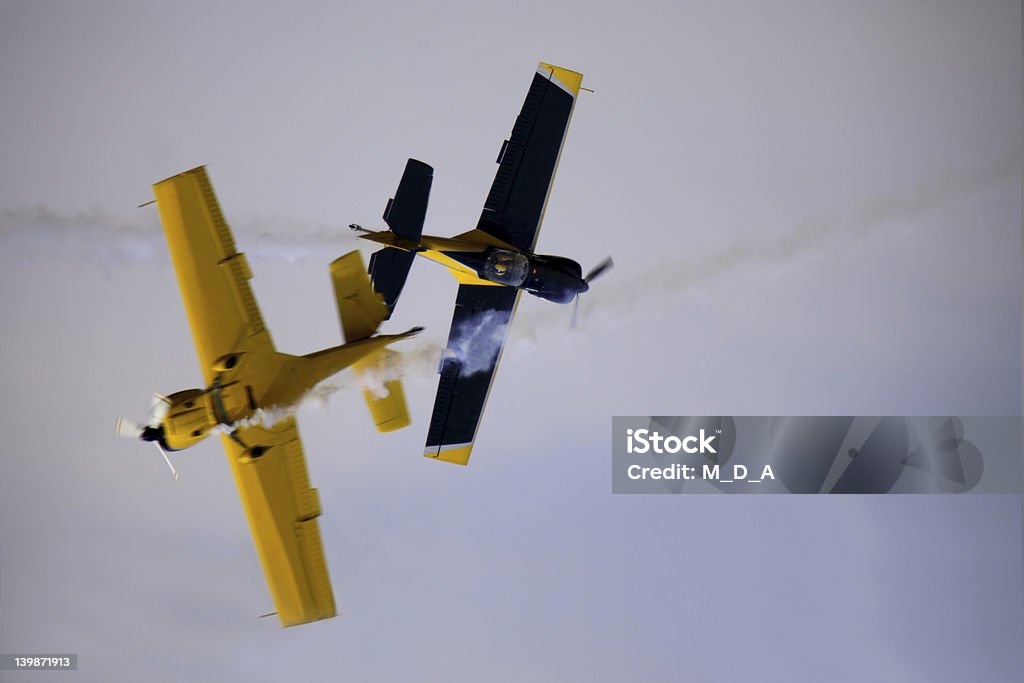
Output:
330,251,412,432
368,248,415,319
369,158,432,318
384,158,432,240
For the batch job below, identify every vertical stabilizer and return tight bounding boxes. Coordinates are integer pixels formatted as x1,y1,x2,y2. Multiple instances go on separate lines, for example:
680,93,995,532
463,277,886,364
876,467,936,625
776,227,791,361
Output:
330,251,412,432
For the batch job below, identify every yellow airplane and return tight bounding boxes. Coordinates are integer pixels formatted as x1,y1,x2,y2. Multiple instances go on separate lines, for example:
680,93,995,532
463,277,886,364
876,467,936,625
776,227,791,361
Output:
352,62,612,467
115,167,421,627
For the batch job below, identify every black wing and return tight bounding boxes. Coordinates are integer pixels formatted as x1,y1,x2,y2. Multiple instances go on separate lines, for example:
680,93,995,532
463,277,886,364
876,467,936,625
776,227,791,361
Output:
475,63,583,251
424,284,521,465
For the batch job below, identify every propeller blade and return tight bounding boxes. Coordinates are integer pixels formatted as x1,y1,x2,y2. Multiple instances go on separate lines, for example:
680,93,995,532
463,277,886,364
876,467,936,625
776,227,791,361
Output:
115,416,143,439
584,256,614,283
147,394,171,427
153,442,180,481
572,257,613,328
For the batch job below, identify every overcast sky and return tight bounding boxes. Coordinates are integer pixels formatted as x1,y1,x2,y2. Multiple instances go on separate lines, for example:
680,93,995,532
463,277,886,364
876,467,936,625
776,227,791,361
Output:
1,1,1021,681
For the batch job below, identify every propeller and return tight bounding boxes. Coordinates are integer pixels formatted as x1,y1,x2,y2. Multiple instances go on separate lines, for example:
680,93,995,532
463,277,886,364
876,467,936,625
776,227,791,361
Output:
147,393,171,426
114,416,143,439
572,257,615,328
584,256,614,284
153,442,180,481
115,394,179,480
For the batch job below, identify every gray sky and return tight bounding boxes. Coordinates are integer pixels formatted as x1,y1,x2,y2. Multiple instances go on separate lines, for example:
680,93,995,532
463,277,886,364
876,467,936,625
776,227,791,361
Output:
1,1,1021,681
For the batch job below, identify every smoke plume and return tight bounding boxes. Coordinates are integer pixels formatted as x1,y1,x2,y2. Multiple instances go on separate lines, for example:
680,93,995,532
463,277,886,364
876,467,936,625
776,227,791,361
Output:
0,206,356,268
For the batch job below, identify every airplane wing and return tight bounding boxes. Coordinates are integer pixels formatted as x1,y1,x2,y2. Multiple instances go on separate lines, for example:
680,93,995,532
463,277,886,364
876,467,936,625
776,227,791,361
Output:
473,62,583,252
152,167,273,386
154,168,334,626
424,284,521,465
222,418,336,627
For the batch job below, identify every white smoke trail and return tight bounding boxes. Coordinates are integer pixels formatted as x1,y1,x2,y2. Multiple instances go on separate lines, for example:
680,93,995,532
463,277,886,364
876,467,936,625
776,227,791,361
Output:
278,318,515,415
442,309,513,377
512,151,1023,342
8,154,1017,392
4,154,1015,287
0,206,358,267
227,340,449,423
203,151,1021,409
649,152,1021,295
213,404,297,432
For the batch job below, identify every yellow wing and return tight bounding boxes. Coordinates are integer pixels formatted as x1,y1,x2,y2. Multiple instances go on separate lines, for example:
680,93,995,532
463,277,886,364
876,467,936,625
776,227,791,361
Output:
152,167,273,385
223,418,336,627
154,167,334,626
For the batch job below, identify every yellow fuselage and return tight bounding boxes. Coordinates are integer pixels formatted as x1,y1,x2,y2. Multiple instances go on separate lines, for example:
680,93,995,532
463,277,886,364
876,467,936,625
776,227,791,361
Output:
359,229,516,287
158,332,414,451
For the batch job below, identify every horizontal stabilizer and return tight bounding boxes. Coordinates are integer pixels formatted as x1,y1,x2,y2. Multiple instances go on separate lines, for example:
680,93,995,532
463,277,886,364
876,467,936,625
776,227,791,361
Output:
384,158,433,240
354,349,410,432
368,248,416,319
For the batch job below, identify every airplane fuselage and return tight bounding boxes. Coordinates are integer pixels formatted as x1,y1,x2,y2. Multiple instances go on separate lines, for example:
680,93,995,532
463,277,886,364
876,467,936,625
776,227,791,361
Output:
142,331,420,453
359,228,588,304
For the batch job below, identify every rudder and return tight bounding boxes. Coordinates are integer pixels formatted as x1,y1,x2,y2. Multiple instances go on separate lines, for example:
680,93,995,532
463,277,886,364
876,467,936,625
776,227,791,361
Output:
330,251,412,432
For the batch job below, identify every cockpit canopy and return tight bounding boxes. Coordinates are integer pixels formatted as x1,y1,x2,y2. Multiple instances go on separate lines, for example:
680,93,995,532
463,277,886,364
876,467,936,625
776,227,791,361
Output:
482,249,528,286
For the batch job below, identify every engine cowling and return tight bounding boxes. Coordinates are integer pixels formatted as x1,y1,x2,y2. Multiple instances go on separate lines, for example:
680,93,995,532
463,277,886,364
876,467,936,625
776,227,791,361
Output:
159,389,215,451
523,254,585,304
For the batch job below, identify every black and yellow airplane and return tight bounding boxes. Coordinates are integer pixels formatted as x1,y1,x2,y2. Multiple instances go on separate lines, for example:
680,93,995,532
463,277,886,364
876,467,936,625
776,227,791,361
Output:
116,167,421,627
352,63,611,466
